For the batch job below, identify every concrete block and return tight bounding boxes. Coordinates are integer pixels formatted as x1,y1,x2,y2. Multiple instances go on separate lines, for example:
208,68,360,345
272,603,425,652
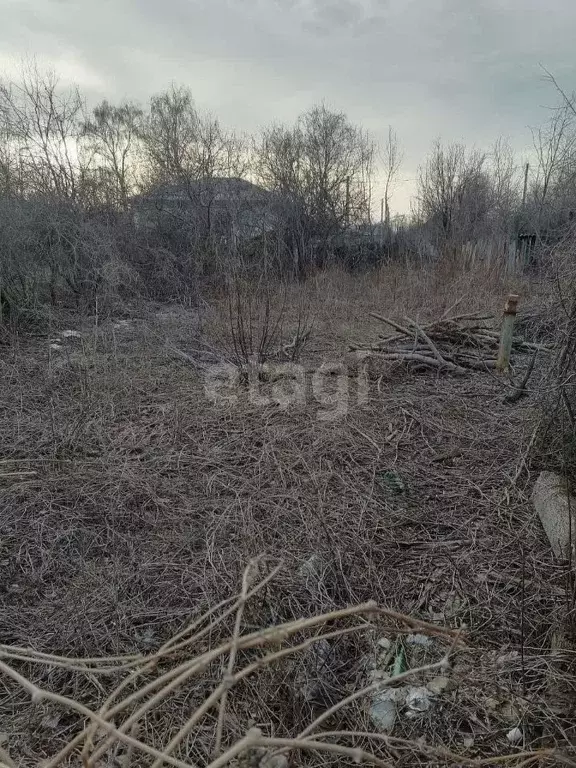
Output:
532,471,576,560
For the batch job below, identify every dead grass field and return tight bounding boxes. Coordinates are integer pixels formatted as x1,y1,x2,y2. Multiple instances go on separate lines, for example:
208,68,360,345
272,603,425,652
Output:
0,262,574,767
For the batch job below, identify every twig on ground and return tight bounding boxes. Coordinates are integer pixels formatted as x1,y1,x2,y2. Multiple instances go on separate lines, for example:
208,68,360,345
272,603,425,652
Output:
504,350,538,404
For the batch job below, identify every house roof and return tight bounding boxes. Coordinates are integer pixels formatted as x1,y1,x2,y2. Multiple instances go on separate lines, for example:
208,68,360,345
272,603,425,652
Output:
133,177,271,206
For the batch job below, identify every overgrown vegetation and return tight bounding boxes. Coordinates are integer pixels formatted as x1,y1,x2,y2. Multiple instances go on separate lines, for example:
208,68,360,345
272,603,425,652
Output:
1,259,575,765
3,59,576,767
1,60,576,325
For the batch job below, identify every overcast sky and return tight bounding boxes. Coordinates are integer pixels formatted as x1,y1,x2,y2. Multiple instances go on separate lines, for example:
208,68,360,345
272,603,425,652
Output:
1,0,576,211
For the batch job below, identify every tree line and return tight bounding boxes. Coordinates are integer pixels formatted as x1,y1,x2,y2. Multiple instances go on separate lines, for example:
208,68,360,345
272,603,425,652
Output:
1,61,575,322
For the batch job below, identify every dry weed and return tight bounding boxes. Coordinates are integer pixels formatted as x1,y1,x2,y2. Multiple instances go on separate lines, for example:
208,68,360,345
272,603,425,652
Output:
0,261,574,765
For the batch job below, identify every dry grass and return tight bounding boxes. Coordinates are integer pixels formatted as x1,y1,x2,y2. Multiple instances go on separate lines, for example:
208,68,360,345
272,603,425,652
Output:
0,260,574,766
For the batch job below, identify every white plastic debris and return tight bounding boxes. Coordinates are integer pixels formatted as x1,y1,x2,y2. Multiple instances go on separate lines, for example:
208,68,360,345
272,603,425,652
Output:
506,727,523,744
370,688,402,731
61,330,82,338
406,633,433,647
405,686,432,713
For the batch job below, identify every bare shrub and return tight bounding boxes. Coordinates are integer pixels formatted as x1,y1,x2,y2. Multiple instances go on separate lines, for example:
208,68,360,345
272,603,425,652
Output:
219,277,313,372
0,198,138,329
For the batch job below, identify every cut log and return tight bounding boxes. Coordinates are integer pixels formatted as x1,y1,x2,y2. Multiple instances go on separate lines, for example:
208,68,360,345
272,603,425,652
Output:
532,471,576,560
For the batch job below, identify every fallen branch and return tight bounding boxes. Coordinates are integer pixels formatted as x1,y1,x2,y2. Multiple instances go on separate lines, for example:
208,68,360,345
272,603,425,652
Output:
503,350,538,404
369,313,413,336
405,316,466,374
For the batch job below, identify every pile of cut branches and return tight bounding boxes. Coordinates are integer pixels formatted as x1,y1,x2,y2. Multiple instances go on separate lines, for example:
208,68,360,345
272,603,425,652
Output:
351,311,549,374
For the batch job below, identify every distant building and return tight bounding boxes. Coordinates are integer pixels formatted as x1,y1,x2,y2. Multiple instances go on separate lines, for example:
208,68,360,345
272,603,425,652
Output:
131,177,279,243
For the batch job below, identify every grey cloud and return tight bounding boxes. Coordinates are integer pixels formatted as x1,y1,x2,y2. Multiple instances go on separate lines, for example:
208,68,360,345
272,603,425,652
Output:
311,0,364,29
302,0,390,37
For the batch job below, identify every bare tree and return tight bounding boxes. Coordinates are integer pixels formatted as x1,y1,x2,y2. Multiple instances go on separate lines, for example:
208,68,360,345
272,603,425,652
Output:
257,105,375,275
257,123,305,202
417,140,461,239
141,84,200,183
138,84,249,248
489,137,519,236
0,60,86,201
83,100,143,209
416,140,489,244
196,114,247,179
302,104,374,230
531,103,576,230
256,123,311,276
140,85,246,185
259,106,374,229
381,126,403,228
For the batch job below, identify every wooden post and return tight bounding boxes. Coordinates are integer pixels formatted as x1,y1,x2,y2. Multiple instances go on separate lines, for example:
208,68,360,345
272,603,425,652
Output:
496,294,519,372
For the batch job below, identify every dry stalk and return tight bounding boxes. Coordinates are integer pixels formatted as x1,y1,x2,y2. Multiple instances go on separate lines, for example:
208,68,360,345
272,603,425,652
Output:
149,626,367,768
52,570,282,768
0,658,198,768
81,602,382,765
309,732,561,767
2,581,466,768
212,561,254,756
84,564,285,765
